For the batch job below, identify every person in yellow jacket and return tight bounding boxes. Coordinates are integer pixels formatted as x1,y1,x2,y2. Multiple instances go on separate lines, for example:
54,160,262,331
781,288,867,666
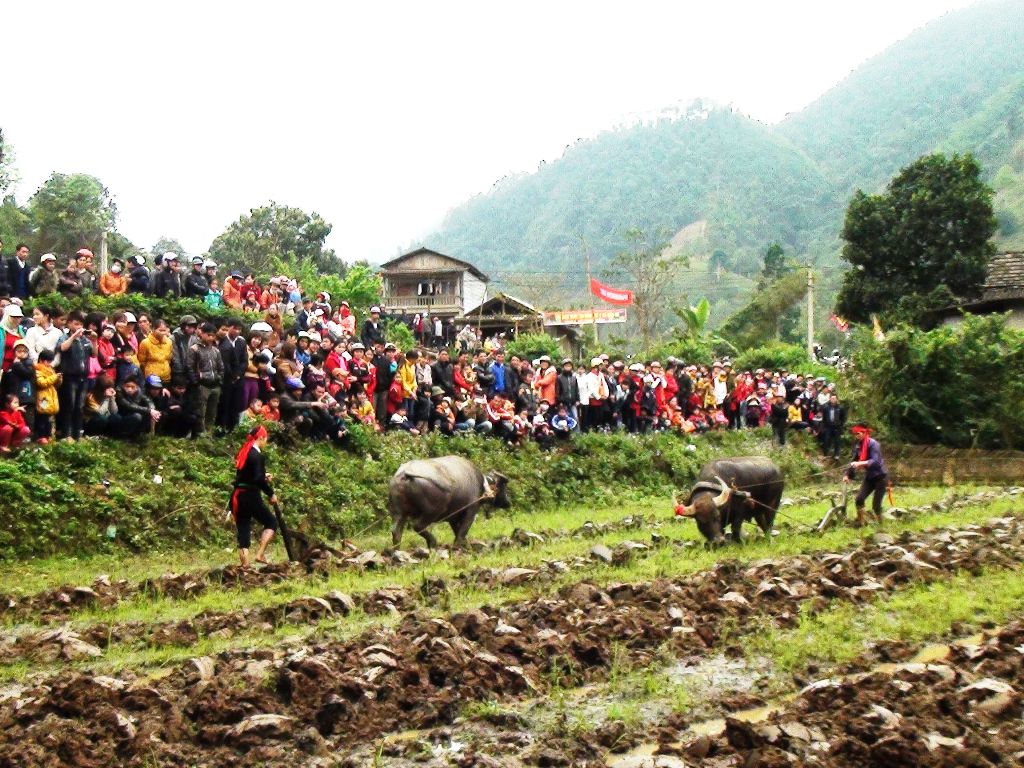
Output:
136,319,174,383
398,349,418,421
33,349,61,443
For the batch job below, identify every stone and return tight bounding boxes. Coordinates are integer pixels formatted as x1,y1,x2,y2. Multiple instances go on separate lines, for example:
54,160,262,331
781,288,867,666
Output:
590,545,613,564
325,590,356,615
497,567,538,586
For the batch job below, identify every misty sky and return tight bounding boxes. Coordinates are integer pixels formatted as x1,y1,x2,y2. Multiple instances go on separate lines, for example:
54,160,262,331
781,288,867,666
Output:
5,0,974,262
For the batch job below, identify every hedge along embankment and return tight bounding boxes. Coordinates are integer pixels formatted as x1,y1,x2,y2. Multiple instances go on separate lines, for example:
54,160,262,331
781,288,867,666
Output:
0,427,823,561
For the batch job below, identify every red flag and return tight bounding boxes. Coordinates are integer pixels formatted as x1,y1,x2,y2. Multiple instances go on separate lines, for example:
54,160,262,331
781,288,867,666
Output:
829,313,850,333
590,278,633,306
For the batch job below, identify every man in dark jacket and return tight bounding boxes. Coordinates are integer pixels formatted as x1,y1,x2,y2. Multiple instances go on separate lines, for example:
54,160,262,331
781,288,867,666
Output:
431,348,456,396
153,253,184,298
361,306,386,349
555,359,579,425
6,243,31,299
217,320,248,430
186,322,224,436
115,377,160,436
184,256,210,298
170,314,199,385
819,394,846,458
768,394,790,445
127,254,151,294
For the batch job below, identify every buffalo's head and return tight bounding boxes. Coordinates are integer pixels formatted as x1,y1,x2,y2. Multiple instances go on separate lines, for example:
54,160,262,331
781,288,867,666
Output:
484,472,511,515
674,476,732,545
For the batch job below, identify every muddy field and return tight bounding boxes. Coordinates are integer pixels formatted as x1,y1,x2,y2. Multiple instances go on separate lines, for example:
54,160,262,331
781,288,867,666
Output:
0,486,1022,767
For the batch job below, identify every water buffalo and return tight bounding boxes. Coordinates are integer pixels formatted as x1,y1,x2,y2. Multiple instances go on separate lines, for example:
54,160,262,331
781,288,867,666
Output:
674,457,784,545
389,456,511,549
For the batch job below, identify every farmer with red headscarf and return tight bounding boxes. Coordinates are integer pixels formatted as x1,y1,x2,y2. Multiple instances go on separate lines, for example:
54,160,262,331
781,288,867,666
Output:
230,425,278,567
843,423,888,527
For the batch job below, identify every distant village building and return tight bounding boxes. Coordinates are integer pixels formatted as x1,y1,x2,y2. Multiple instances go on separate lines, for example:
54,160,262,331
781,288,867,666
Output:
379,248,488,320
939,252,1024,329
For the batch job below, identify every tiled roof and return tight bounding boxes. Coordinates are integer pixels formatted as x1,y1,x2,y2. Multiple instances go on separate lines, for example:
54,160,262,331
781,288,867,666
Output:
982,252,1024,301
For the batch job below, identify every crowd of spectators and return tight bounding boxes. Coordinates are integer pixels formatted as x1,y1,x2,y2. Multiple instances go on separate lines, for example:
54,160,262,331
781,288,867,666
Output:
0,241,848,455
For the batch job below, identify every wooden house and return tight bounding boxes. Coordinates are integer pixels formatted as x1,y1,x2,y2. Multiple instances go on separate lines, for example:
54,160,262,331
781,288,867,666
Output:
379,248,488,319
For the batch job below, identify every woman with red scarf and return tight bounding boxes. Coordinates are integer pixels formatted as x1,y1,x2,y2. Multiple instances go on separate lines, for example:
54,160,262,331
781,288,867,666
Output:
230,425,278,567
843,423,888,527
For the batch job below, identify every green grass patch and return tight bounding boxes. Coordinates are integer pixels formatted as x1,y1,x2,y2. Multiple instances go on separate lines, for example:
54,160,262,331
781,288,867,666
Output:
747,565,1024,676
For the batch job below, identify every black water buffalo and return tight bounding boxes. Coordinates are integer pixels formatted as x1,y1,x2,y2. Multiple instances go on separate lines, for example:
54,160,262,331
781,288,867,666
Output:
674,457,784,545
389,456,511,549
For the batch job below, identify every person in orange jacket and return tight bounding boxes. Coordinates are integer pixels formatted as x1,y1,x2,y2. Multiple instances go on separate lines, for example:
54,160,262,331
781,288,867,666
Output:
533,355,557,406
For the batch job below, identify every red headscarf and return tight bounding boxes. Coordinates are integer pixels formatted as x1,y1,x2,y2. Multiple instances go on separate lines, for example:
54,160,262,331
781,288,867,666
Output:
851,425,872,462
235,425,268,469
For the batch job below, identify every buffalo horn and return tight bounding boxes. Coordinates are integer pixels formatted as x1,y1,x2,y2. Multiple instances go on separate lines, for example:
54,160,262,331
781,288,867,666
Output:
712,476,732,509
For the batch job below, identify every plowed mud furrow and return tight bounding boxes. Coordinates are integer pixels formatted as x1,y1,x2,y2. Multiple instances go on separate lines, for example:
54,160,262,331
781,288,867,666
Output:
2,489,1017,667
0,512,665,626
0,514,1021,767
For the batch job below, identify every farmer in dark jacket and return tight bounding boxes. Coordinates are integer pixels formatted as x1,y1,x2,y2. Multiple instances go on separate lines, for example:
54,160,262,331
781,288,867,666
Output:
820,394,846,459
844,424,888,526
186,322,225,436
127,255,151,294
769,394,789,446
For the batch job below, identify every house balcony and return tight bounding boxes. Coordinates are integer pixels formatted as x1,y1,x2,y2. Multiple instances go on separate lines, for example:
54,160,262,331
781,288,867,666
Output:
382,293,464,315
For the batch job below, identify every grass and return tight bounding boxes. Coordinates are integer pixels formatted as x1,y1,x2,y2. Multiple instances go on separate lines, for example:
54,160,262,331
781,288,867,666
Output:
746,565,1024,676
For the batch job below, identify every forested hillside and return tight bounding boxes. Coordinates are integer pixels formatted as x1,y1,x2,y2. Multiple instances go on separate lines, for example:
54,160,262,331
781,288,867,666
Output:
426,0,1024,299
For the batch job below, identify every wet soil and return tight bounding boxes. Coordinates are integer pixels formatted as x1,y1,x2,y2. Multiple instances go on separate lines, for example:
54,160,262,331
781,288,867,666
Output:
0,511,1022,766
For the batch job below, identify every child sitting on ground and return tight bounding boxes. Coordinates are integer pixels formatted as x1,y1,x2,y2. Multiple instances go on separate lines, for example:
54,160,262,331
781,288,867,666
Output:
260,394,281,422
0,394,32,452
240,398,264,425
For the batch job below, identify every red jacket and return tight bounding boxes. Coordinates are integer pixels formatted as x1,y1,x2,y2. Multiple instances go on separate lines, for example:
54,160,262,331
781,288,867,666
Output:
0,408,27,431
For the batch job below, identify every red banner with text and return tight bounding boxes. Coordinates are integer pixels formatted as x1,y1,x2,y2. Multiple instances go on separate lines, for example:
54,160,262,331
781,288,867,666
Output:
589,277,633,306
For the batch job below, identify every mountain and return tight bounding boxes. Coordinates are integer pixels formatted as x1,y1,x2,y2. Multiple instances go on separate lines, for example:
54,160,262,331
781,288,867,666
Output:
424,0,1024,304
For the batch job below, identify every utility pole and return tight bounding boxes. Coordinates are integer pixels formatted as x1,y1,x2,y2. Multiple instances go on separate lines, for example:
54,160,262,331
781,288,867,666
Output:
806,265,815,361
582,235,598,349
99,229,109,275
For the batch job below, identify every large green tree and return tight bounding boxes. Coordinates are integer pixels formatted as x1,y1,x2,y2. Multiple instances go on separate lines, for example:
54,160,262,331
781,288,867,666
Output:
151,236,187,259
835,153,997,324
207,203,339,279
29,173,116,257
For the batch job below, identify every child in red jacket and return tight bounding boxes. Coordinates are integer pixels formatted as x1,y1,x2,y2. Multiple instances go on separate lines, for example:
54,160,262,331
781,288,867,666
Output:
0,394,32,452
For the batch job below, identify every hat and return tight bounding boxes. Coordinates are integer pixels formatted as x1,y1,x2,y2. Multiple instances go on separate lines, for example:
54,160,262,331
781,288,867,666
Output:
12,338,28,349
590,357,602,367
191,256,203,265
285,377,304,390
163,252,178,261
613,360,625,368
249,321,273,333
390,413,405,424
538,355,551,363
600,354,609,361
145,374,163,387
179,314,198,326
318,291,331,301
40,253,57,263
269,276,281,285
203,260,216,269
76,248,94,258
313,308,324,317
341,300,349,306
6,305,23,318
561,358,573,366
370,306,381,314
230,270,243,278
629,363,644,372
131,254,146,264
384,343,397,351
297,331,311,339
350,342,365,350
430,386,445,397
308,332,322,343
747,395,762,406
123,312,137,323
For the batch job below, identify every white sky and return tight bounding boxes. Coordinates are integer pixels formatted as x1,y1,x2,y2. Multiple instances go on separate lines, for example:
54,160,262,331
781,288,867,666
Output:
4,0,975,262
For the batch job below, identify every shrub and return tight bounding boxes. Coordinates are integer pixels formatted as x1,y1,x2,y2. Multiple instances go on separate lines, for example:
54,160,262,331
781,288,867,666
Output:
505,332,563,362
734,342,811,372
0,428,822,561
843,314,1024,449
